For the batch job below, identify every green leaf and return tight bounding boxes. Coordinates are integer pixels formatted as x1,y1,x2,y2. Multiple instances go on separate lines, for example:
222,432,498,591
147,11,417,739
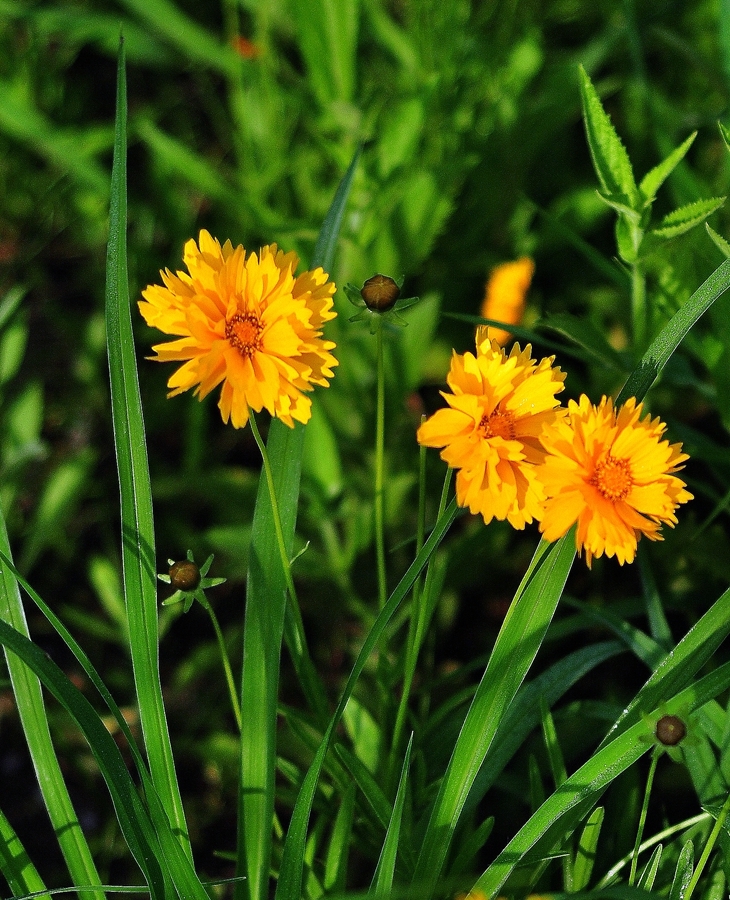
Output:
616,257,730,405
289,0,359,106
719,120,730,153
669,840,694,900
640,132,696,204
0,512,104,897
637,845,663,891
236,149,359,900
0,615,172,899
411,533,576,898
105,38,191,859
275,499,459,900
649,197,726,241
705,222,730,258
539,312,627,372
571,807,604,891
323,783,355,893
475,660,730,898
335,744,392,832
369,735,413,897
578,66,638,206
0,802,49,899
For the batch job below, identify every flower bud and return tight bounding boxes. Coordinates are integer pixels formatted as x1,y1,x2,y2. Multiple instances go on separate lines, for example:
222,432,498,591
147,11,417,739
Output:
360,274,401,312
655,714,686,746
169,560,201,592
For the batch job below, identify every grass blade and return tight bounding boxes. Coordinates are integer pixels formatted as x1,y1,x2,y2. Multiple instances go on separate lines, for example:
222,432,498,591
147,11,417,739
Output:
275,499,459,900
105,38,190,857
411,532,576,898
0,509,104,898
0,800,49,899
370,735,413,897
236,149,360,900
616,257,730,405
476,660,730,898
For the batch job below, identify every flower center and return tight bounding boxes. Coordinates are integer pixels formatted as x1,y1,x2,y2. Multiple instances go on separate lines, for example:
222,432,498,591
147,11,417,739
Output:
591,455,633,501
478,407,517,440
226,313,263,358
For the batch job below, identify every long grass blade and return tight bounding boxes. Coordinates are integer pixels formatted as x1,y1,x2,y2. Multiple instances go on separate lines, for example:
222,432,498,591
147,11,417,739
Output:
105,38,191,858
0,507,104,898
0,802,49,900
236,149,360,900
275,498,459,900
476,659,730,898
370,734,413,897
411,531,576,898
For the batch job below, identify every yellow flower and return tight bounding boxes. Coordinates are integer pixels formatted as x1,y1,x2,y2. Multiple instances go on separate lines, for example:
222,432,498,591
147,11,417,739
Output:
138,230,338,429
538,395,692,567
417,326,565,528
480,257,534,345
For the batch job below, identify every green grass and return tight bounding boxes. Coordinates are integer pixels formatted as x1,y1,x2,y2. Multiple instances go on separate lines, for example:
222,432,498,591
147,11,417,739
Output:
2,2,730,899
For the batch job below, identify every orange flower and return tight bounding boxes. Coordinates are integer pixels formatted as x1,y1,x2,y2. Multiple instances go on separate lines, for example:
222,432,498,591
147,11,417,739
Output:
480,257,534,345
417,327,565,528
538,395,692,566
138,230,338,429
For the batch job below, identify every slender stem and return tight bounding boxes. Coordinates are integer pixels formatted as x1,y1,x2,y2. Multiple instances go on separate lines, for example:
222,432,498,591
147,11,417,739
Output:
248,412,328,720
389,426,428,782
631,261,647,353
199,597,242,733
684,790,730,900
629,748,659,886
375,321,387,608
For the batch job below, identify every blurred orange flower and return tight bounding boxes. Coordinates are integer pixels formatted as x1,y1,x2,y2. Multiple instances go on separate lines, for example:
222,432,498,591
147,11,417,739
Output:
417,326,565,528
139,230,337,429
231,35,261,59
480,257,534,345
538,395,692,566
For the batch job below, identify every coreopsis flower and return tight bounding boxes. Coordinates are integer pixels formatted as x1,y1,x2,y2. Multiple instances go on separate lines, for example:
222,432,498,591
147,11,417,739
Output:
480,257,534,345
537,395,692,567
417,327,565,528
139,230,338,429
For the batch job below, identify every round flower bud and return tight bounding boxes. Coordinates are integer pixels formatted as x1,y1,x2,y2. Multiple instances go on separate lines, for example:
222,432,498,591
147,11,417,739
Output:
169,560,201,592
360,274,400,312
655,714,686,746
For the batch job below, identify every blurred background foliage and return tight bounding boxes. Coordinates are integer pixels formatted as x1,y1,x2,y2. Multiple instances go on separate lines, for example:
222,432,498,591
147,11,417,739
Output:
2,0,730,889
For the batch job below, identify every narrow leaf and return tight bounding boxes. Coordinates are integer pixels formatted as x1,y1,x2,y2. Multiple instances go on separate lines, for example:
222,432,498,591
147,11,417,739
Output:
637,845,663,891
616,257,730,405
106,37,190,858
236,149,360,900
370,735,413,897
411,532,576,898
0,803,49,900
706,222,730,258
578,66,638,204
640,132,697,204
669,840,694,900
572,807,604,891
650,197,726,240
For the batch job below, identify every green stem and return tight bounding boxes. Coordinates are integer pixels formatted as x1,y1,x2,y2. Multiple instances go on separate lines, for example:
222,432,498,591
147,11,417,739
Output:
631,262,647,352
375,321,387,609
200,597,242,733
684,790,730,900
248,412,328,721
629,747,658,886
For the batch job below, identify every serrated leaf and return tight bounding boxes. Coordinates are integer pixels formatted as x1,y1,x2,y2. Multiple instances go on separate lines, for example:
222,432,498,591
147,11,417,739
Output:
640,132,696,204
578,66,638,205
650,197,726,241
706,222,730,258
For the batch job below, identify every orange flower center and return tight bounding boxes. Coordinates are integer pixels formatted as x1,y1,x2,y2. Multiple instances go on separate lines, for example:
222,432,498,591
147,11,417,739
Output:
478,407,517,440
226,313,263,358
591,455,633,501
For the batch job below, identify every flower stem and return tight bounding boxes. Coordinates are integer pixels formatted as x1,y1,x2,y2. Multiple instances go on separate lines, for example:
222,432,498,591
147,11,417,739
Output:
683,790,730,900
629,747,659,886
631,262,647,352
248,412,328,720
375,321,387,609
199,595,242,733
